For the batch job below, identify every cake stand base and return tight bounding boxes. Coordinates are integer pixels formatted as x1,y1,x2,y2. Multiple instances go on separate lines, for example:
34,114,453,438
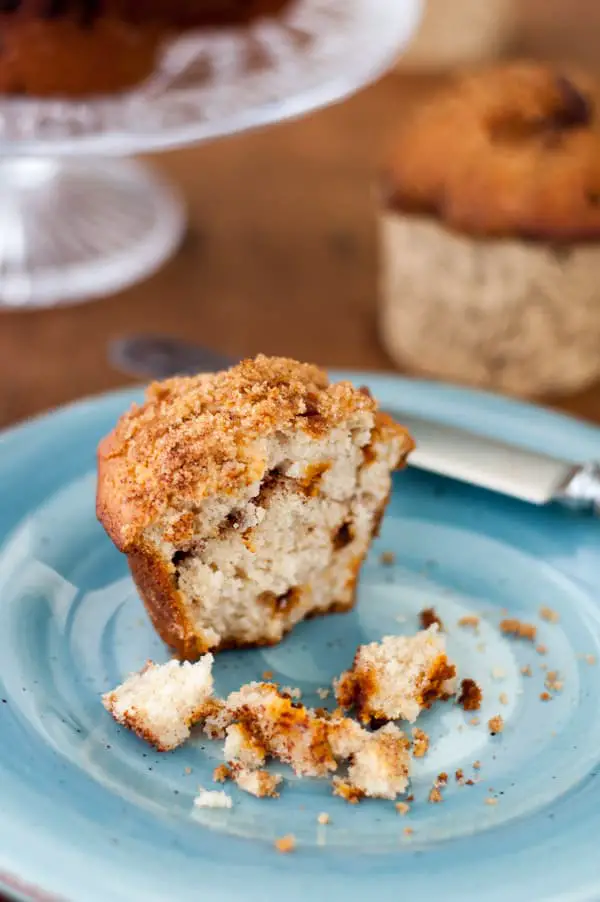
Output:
0,158,185,309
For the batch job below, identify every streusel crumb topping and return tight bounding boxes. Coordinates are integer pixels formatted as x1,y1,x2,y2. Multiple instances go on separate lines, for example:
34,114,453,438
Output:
97,355,408,549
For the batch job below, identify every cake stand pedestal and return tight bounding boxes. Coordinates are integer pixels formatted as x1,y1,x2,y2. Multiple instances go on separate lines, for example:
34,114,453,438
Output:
0,0,420,309
0,158,184,308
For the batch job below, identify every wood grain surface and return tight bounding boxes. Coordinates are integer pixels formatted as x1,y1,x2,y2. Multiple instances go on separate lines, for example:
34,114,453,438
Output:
3,64,600,430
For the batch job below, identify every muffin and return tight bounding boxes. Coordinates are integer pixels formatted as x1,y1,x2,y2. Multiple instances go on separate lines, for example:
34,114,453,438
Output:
97,355,413,659
380,63,600,397
0,0,292,97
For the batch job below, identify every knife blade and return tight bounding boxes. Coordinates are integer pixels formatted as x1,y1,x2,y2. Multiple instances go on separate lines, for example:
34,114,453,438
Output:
395,413,600,511
108,335,600,512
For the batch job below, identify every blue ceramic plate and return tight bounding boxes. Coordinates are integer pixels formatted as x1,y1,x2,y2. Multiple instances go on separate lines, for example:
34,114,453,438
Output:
1,374,600,902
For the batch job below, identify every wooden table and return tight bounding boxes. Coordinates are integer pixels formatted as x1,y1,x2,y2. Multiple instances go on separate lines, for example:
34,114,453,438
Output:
2,69,600,429
1,11,600,900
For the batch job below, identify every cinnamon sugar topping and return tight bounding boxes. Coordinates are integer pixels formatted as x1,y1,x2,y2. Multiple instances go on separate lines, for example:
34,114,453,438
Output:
97,355,404,550
458,678,483,711
419,607,444,631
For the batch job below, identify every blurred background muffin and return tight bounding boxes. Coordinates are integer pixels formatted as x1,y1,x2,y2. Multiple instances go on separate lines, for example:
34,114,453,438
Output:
379,63,600,398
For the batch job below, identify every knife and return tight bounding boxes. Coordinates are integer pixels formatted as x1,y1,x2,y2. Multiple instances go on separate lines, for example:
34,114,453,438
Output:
108,334,600,513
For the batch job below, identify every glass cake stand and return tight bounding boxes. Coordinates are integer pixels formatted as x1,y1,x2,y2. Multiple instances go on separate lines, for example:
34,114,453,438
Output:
0,0,420,308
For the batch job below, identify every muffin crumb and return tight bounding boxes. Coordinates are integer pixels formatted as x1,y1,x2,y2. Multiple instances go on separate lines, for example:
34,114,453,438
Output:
281,686,302,700
545,671,563,692
332,779,363,804
317,812,330,825
536,644,548,656
419,607,444,631
233,768,282,799
488,714,504,735
380,551,396,566
193,788,232,810
429,786,444,803
102,656,215,752
500,619,537,642
412,727,430,758
213,764,231,783
540,606,559,624
458,678,482,711
335,626,457,723
275,835,296,854
521,665,532,677
396,801,410,815
458,615,480,630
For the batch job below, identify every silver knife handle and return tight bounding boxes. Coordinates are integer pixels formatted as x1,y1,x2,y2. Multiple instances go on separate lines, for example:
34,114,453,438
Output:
557,462,600,511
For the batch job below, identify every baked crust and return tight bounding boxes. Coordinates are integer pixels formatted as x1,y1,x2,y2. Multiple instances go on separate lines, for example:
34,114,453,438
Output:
97,355,407,551
384,62,600,241
127,547,205,660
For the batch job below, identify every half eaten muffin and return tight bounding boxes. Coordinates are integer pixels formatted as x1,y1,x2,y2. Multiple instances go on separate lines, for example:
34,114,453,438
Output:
97,355,413,658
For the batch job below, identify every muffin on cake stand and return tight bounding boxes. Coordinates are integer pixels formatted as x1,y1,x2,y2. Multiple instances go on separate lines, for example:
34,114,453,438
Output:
0,0,420,308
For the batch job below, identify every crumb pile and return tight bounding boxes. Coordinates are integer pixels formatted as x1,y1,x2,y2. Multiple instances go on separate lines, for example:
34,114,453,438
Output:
103,626,459,805
103,599,569,820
